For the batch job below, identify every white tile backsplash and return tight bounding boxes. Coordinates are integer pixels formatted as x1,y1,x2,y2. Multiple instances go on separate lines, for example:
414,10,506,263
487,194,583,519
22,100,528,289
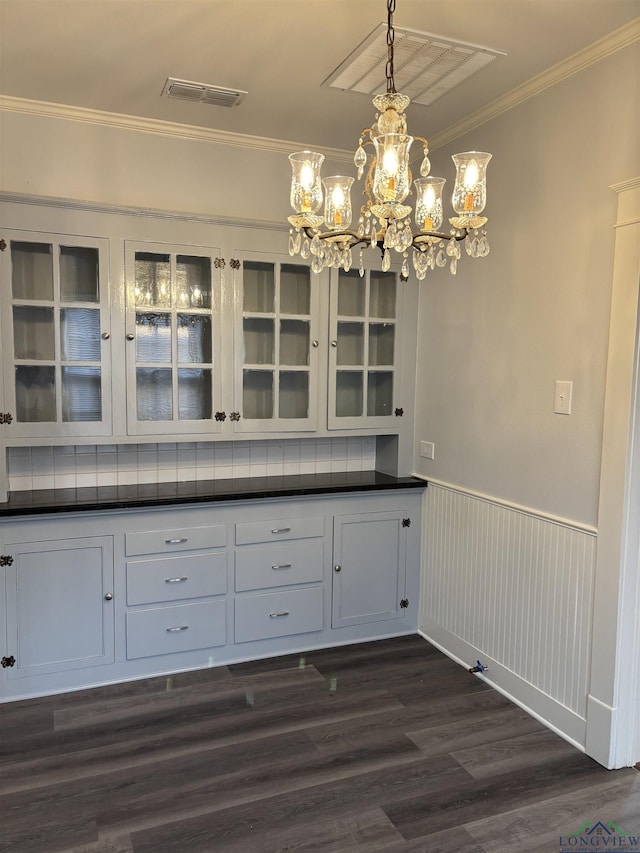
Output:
7,437,378,492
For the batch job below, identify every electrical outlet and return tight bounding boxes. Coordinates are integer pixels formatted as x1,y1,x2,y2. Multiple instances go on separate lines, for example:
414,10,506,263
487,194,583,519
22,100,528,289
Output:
420,441,435,460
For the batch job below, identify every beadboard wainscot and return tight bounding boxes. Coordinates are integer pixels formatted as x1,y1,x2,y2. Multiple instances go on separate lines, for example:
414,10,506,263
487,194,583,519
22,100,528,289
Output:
419,479,597,752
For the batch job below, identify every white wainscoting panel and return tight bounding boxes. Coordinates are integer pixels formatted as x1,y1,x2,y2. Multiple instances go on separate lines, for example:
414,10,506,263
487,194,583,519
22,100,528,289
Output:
421,481,597,744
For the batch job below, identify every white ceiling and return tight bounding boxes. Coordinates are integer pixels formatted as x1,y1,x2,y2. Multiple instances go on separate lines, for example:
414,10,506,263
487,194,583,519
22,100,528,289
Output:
0,0,638,153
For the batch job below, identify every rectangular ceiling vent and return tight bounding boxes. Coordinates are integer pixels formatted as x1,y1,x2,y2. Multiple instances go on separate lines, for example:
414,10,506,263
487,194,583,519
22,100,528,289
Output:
323,24,506,106
162,77,247,108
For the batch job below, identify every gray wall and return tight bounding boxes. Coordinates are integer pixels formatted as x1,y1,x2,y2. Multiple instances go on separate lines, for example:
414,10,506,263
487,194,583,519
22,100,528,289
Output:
412,43,639,526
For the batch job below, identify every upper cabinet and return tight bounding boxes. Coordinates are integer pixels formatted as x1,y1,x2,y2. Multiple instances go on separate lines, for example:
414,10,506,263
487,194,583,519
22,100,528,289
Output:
232,253,322,433
328,267,403,430
124,241,224,436
0,231,112,438
0,209,416,448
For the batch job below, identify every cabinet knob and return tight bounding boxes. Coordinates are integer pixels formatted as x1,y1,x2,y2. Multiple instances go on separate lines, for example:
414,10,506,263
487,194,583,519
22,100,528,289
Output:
331,340,337,347
126,333,135,341
334,564,342,572
101,331,110,340
104,592,113,601
312,340,319,347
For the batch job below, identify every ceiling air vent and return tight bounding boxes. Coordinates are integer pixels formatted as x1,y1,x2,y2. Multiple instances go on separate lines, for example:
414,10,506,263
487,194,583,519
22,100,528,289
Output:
323,24,506,106
162,77,247,108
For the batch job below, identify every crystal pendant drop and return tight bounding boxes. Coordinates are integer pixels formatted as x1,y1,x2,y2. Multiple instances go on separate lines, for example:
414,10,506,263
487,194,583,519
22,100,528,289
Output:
401,254,409,279
420,152,431,177
344,247,353,272
288,228,296,256
301,236,310,259
354,144,367,180
293,230,302,255
479,234,490,257
382,248,391,272
450,258,458,275
446,237,457,257
310,233,322,257
311,256,323,274
428,246,437,270
359,247,365,278
436,248,447,268
357,216,365,238
370,226,377,249
465,233,474,256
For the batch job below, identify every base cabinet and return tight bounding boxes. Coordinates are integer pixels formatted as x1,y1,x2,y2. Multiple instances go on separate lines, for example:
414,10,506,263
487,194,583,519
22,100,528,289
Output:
0,487,422,701
2,535,114,681
332,511,407,628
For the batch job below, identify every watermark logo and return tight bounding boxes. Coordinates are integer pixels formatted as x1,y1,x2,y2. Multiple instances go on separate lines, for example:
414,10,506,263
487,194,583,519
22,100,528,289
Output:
559,821,640,851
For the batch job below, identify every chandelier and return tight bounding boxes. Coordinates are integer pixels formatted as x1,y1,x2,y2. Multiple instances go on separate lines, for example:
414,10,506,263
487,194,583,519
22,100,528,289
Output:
287,0,491,280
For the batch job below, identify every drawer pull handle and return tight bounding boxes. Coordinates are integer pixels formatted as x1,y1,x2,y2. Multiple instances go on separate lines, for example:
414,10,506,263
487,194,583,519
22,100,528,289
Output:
271,563,292,570
269,611,290,618
165,538,188,545
271,527,291,534
165,576,188,583
166,625,189,632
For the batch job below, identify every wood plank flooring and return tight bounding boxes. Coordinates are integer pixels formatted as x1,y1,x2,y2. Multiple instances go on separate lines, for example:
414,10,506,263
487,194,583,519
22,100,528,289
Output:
1,635,638,852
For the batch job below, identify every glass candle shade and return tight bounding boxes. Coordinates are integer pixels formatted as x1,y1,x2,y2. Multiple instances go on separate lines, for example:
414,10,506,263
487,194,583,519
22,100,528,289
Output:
451,152,491,216
414,176,445,231
322,176,354,231
289,151,325,214
372,134,413,204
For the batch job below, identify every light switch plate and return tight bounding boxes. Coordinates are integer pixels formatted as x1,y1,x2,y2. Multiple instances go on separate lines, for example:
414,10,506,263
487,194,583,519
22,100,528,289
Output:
554,380,573,414
420,440,435,460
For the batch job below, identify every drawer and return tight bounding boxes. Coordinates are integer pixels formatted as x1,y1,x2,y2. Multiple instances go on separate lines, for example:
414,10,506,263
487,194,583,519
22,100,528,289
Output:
235,516,324,546
125,524,226,556
234,587,323,643
235,541,323,592
126,600,226,660
127,552,227,605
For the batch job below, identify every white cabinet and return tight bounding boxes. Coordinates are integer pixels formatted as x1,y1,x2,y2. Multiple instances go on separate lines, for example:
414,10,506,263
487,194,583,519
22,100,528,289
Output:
0,205,417,449
232,252,323,433
124,241,224,436
1,534,114,679
124,518,228,660
0,230,112,439
0,485,422,700
332,510,408,628
233,511,325,643
328,267,404,430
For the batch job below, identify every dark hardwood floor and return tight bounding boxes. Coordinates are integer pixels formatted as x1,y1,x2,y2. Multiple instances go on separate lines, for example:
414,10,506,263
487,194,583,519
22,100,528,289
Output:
1,635,638,852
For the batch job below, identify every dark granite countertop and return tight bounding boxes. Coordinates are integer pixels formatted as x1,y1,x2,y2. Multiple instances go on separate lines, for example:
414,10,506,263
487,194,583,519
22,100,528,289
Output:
0,471,426,518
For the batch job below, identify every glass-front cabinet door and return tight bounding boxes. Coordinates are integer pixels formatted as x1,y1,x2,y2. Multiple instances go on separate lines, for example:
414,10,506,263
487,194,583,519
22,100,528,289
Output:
0,231,112,438
124,241,223,436
233,253,320,432
328,267,401,430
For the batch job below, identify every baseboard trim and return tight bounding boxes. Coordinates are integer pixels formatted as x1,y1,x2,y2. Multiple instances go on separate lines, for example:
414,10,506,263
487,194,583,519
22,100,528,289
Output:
418,625,587,754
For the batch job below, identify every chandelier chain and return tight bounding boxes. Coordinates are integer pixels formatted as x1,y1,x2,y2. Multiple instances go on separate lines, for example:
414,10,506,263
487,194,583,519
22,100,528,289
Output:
385,0,396,93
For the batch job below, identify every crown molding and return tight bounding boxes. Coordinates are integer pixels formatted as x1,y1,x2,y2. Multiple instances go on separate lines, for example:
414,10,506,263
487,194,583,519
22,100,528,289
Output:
0,95,352,163
0,189,287,232
430,17,640,150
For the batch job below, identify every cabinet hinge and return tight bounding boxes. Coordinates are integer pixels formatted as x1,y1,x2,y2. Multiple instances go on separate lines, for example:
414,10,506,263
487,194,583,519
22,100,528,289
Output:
402,518,411,528
214,411,227,422
230,411,241,422
394,408,404,417
214,257,226,269
0,238,6,252
0,412,13,425
0,555,14,567
1,655,15,668
230,259,241,270
400,598,409,609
